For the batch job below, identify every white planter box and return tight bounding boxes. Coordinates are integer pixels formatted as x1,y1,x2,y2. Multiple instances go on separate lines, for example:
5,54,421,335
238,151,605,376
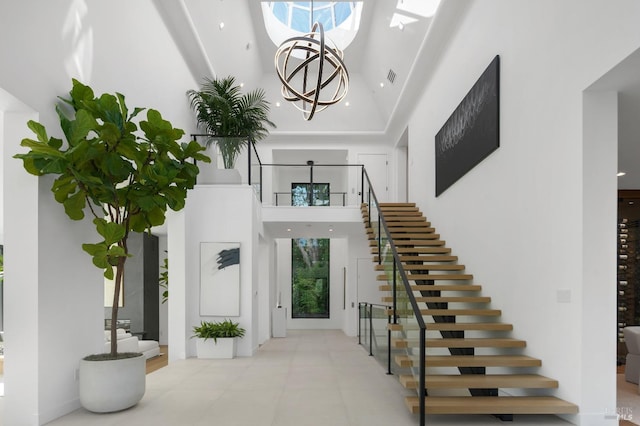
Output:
195,337,237,359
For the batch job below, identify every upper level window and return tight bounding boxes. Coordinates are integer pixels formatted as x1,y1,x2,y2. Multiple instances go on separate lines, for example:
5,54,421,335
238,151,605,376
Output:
262,2,363,50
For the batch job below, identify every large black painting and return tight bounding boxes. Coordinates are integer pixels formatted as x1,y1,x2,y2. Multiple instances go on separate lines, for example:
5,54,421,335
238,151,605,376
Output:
435,55,500,196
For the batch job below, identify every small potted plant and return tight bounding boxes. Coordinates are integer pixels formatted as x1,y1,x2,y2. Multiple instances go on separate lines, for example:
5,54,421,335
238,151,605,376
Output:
192,319,246,359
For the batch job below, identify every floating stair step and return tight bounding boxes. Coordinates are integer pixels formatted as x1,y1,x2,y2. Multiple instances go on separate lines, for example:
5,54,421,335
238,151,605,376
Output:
428,338,525,348
381,211,423,217
385,216,427,222
378,202,416,207
391,233,439,239
397,255,458,262
369,239,446,247
372,247,452,255
379,284,481,292
422,308,501,316
377,273,472,281
376,264,465,271
393,240,447,246
399,273,473,281
395,354,541,368
399,374,558,390
379,206,419,212
405,396,579,415
388,226,436,233
388,322,512,332
392,338,525,349
382,296,491,303
386,308,499,317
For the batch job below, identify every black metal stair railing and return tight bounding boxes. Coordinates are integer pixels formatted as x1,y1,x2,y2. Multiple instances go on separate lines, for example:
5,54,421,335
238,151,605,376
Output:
360,167,427,426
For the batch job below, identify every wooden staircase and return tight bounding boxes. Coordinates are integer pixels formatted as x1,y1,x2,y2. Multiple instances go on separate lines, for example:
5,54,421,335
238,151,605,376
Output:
361,202,578,419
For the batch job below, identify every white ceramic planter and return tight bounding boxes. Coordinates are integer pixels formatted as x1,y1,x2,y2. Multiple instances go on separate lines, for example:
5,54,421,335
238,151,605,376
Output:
196,337,237,359
79,354,145,413
197,145,242,184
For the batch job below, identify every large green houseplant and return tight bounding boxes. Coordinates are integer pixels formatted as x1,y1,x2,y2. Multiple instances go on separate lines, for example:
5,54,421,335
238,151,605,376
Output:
186,76,275,169
14,79,210,358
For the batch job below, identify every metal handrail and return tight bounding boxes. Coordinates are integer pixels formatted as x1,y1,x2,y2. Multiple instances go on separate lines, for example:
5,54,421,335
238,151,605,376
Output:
361,168,427,426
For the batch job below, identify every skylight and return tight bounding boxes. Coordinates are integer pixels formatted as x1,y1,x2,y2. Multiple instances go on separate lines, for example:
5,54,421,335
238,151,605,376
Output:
262,2,362,50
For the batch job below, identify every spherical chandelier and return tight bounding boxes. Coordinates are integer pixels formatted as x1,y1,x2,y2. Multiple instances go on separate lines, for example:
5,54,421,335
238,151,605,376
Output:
274,21,349,121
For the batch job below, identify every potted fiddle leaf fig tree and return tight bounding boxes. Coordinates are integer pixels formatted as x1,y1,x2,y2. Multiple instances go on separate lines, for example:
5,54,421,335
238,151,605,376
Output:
14,79,210,413
186,76,275,183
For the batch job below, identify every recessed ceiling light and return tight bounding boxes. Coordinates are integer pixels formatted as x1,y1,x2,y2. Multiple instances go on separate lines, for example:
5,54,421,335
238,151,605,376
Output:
219,22,225,30
276,102,281,107
380,82,385,88
240,82,244,88
345,102,350,107
618,172,627,177
287,228,291,232
329,228,334,232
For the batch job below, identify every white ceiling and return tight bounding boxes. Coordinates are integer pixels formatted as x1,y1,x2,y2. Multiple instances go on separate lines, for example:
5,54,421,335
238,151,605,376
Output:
153,0,444,145
153,0,640,188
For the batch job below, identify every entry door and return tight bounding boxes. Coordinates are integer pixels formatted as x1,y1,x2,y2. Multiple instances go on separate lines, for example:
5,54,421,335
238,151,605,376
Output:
358,153,389,202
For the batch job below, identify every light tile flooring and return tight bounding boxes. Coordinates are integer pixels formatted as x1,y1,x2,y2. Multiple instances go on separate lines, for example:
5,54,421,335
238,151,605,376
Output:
33,330,578,426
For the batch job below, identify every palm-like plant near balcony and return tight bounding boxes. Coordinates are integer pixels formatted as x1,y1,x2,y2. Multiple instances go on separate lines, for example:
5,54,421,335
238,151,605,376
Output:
187,76,276,169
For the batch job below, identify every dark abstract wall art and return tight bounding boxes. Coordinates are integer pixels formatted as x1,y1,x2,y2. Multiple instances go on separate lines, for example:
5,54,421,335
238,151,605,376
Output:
435,55,500,197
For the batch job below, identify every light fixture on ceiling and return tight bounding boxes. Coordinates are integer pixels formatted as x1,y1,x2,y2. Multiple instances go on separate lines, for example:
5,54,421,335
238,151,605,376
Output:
618,172,627,177
219,22,225,30
274,1,349,121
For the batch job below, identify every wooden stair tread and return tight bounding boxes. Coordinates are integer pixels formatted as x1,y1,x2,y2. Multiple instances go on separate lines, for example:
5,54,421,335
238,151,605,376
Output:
379,211,423,216
376,264,465,271
405,396,579,415
392,338,526,348
378,203,416,207
372,247,452,254
386,308,499,316
388,226,436,232
390,232,438,238
373,255,459,262
381,296,491,303
393,240,447,246
395,355,541,368
377,273,472,280
384,216,427,222
397,255,458,262
400,374,558,389
388,322,511,332
379,284,481,292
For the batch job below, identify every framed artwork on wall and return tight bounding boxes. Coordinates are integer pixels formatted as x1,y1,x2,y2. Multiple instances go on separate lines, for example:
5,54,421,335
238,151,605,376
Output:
200,242,241,316
435,55,500,196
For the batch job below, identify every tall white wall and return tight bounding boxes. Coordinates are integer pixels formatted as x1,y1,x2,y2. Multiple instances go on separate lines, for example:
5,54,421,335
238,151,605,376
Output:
406,1,640,424
0,0,198,422
181,185,261,357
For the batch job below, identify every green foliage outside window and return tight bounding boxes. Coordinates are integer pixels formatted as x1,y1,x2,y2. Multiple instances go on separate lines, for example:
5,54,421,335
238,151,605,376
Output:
291,238,329,318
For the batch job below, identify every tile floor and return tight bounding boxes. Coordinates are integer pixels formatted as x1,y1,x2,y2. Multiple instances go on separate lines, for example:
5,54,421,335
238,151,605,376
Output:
36,329,576,426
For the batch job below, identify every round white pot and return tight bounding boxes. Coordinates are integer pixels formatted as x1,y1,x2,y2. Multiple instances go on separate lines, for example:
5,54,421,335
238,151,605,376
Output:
79,353,145,413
